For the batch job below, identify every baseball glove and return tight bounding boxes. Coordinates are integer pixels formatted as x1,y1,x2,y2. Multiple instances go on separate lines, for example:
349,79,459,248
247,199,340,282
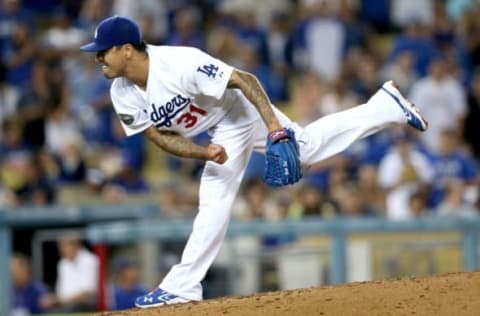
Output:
263,128,302,187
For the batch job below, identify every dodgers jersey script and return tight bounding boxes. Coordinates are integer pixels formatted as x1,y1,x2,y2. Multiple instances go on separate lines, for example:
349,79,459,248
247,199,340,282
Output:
110,45,256,138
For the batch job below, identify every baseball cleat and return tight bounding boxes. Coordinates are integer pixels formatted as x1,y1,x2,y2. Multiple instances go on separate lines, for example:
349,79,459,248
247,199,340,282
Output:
135,288,189,308
381,80,429,132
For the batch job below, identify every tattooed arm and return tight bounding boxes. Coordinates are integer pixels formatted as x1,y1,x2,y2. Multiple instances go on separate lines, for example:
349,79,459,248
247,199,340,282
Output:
144,126,228,164
227,69,282,132
142,69,278,164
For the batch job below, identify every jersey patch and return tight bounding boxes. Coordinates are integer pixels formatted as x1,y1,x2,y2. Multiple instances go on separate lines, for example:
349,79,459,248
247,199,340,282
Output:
118,114,134,125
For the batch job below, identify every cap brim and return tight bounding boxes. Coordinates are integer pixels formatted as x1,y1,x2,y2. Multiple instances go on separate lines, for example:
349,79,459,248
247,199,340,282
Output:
80,41,111,52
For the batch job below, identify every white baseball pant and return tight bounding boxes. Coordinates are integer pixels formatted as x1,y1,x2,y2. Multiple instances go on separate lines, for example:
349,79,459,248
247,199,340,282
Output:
159,86,405,300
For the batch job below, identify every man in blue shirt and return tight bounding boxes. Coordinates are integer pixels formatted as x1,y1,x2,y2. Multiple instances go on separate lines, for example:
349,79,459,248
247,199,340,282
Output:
11,253,55,314
428,128,477,208
109,256,148,310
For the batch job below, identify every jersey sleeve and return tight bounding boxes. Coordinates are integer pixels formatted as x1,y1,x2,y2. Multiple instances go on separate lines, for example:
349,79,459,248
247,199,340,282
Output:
110,79,152,136
179,47,234,100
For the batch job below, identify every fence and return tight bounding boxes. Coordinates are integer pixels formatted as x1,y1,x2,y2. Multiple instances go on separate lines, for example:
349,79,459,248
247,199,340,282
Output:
0,208,479,315
86,216,480,282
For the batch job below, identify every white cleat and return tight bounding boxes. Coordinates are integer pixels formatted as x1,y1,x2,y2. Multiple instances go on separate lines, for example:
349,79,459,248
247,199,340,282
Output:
381,80,429,132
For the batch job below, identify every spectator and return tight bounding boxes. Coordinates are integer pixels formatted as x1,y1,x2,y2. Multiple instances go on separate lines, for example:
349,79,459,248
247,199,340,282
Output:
292,0,345,81
0,0,35,46
0,1,37,116
112,105,147,171
380,51,418,95
307,156,350,197
408,190,429,219
40,6,86,68
357,164,386,215
272,194,292,220
377,129,434,220
166,6,206,50
460,3,480,68
289,71,324,126
67,55,112,146
75,0,108,36
51,234,98,312
0,118,56,205
56,138,87,184
436,179,477,217
446,0,472,22
359,0,390,33
15,61,50,149
409,56,467,151
388,20,438,77
109,256,148,310
14,153,57,205
390,0,434,28
333,182,377,217
111,0,168,43
11,253,55,315
158,180,198,219
339,1,369,55
0,117,30,159
36,149,60,183
229,6,270,67
319,74,359,116
431,2,471,84
106,163,149,195
265,11,290,80
349,52,382,102
464,70,480,159
0,118,30,205
2,22,35,92
289,184,337,218
427,128,477,208
44,93,82,156
42,6,86,60
236,41,284,103
207,16,240,66
233,178,275,221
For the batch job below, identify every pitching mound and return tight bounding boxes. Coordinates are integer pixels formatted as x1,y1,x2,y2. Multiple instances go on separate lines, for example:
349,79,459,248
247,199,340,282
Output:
100,271,480,316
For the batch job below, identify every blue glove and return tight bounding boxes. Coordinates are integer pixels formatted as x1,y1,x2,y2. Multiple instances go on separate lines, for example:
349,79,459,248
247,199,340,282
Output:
263,128,302,187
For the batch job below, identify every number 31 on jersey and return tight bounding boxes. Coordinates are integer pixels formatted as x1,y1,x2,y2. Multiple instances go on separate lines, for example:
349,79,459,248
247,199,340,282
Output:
176,103,207,128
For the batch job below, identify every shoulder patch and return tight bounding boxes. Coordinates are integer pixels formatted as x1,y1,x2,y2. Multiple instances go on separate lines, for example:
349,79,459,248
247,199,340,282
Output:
118,114,134,125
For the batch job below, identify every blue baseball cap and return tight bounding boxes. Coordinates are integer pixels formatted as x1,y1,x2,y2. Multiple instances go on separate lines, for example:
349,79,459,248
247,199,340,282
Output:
80,16,142,52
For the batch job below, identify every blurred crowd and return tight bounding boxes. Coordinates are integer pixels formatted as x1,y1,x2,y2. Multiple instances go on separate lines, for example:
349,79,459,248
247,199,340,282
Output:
1,0,480,219
4,0,480,313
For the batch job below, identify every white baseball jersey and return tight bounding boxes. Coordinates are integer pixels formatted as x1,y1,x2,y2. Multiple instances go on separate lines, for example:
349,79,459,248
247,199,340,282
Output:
110,45,245,138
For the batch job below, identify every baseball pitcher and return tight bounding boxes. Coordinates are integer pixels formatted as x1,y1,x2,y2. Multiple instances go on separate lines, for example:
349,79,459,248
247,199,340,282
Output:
80,16,428,308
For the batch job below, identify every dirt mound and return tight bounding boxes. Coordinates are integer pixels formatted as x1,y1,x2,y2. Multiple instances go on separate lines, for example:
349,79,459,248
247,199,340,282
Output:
99,271,480,316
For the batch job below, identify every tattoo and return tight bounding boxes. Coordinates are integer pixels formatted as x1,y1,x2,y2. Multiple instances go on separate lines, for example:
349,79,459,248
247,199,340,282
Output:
228,70,281,131
145,128,209,160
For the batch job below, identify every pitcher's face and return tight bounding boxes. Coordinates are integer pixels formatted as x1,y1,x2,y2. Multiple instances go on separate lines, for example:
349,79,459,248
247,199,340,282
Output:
96,45,126,79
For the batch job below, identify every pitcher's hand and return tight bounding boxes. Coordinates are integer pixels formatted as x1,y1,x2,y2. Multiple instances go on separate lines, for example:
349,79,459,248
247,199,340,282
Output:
207,144,228,164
